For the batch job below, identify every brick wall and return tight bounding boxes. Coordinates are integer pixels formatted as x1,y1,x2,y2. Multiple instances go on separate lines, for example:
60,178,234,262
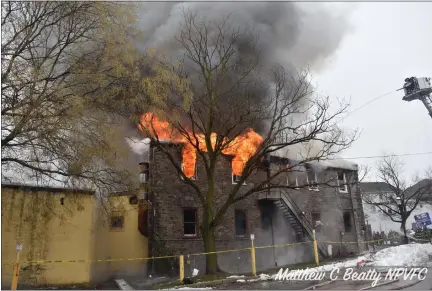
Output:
147,144,366,275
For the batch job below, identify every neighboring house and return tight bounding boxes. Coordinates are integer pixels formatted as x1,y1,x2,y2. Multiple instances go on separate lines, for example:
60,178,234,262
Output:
1,183,148,288
137,142,368,276
360,180,432,235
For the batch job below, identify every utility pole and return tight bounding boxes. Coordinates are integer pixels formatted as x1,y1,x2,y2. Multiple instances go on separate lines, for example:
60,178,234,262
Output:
400,77,432,119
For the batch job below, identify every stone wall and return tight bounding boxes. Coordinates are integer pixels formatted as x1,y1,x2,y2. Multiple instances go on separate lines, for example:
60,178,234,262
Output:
147,144,366,275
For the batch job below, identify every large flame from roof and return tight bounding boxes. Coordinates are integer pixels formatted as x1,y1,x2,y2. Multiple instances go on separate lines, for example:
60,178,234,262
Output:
138,112,263,178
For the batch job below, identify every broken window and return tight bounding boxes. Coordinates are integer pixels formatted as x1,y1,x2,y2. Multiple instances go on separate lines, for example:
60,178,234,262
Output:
307,169,319,190
311,212,322,231
338,171,347,192
235,210,247,236
232,172,246,185
259,201,274,230
343,211,352,232
183,209,197,237
181,162,197,180
110,214,125,230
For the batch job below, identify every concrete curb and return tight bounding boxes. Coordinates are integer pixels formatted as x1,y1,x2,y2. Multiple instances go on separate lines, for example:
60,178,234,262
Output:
389,280,421,290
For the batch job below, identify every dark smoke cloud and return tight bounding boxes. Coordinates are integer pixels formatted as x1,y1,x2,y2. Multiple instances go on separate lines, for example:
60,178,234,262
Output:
137,2,354,72
128,3,355,158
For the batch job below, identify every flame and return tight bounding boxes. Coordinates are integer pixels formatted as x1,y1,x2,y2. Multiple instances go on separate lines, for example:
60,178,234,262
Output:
138,113,263,177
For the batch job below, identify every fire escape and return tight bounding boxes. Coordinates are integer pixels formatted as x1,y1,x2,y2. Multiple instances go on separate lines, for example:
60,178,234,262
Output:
259,191,328,258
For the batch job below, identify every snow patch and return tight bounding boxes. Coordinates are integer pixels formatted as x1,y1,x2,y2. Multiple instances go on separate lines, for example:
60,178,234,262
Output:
236,279,246,283
369,243,432,267
259,273,271,281
270,243,432,280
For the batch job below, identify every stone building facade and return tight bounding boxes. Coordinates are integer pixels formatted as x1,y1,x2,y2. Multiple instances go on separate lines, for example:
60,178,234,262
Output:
143,143,367,276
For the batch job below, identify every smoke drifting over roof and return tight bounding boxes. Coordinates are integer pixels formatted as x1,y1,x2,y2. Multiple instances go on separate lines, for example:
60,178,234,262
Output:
128,3,357,167
137,2,353,72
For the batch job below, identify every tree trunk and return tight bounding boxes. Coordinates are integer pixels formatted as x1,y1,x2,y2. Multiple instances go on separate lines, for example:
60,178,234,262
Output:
202,226,218,274
402,220,409,244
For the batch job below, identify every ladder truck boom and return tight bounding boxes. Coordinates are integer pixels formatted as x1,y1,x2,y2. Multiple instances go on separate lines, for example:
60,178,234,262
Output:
401,76,432,119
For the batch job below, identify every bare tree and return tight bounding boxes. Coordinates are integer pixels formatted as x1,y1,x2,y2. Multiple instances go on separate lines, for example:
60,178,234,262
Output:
1,2,142,194
362,155,432,244
130,12,361,274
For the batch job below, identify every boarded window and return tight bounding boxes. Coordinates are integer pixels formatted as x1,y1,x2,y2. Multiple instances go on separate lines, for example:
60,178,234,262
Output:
183,209,197,236
110,215,125,230
235,210,247,236
343,211,352,232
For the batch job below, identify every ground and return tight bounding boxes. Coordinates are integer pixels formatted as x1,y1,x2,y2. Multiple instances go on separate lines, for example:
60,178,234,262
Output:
157,243,432,290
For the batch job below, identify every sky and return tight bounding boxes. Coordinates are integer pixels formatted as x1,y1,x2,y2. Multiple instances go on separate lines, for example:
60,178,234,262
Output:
314,2,432,183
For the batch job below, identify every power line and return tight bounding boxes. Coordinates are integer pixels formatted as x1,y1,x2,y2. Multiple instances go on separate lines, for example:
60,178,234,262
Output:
340,90,398,121
328,151,432,161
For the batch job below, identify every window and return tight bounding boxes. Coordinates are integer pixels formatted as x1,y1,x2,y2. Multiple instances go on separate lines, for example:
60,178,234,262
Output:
232,172,246,185
311,212,321,231
235,210,247,236
307,170,319,191
181,162,197,180
343,211,352,232
110,214,125,230
183,209,197,237
337,171,347,193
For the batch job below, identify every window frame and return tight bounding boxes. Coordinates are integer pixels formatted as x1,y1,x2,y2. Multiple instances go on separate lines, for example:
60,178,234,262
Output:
343,211,352,233
180,162,197,180
311,212,321,231
234,209,248,237
337,171,348,193
182,208,198,238
306,170,319,191
232,172,247,185
109,213,125,231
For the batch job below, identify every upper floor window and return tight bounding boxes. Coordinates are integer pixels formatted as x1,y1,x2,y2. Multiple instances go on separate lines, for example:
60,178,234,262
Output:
235,210,247,236
337,171,348,193
181,162,197,180
232,172,246,185
183,208,197,237
307,169,319,191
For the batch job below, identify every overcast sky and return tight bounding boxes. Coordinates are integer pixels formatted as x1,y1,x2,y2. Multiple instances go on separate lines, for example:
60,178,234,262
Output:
314,2,432,182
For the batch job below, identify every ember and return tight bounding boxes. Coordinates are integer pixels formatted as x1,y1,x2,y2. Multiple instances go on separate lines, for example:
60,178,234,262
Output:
138,113,263,177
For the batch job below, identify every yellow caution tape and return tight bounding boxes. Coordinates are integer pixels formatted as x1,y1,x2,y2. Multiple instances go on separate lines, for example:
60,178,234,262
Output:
3,234,428,266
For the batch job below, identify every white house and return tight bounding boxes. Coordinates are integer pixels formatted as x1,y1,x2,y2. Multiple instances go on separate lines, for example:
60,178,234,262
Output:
360,180,432,235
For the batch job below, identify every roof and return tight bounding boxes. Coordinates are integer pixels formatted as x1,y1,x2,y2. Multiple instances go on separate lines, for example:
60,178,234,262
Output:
359,182,393,193
404,179,432,201
1,182,95,195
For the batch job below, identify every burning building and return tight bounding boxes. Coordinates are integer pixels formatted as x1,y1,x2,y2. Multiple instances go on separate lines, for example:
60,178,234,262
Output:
132,113,367,277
